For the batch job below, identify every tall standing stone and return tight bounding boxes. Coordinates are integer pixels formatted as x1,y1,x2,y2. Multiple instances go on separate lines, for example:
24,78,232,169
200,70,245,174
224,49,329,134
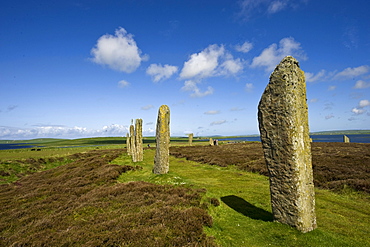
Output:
153,105,170,174
126,133,131,154
129,124,135,159
188,133,193,146
135,119,143,162
257,56,316,233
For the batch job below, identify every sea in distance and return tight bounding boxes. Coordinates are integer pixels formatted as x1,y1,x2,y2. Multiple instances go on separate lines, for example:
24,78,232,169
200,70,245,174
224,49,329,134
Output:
0,134,369,151
213,134,370,144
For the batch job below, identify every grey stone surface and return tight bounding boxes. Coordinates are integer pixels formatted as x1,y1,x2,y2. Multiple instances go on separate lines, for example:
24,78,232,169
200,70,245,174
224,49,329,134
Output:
129,124,135,160
153,105,170,174
126,133,131,154
343,135,350,143
188,133,193,146
135,119,143,162
258,56,317,233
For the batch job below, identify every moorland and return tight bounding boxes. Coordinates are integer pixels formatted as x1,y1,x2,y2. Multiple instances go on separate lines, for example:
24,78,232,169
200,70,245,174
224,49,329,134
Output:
0,138,369,246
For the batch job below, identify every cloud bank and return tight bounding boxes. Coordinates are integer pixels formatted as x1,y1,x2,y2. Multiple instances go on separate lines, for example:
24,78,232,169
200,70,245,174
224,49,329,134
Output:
306,65,370,83
0,124,133,140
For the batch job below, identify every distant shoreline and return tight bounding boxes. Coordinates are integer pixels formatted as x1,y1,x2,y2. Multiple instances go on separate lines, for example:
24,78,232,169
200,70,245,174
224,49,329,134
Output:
1,130,370,145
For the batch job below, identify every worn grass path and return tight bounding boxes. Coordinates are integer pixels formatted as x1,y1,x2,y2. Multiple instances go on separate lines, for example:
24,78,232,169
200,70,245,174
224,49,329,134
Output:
115,148,370,247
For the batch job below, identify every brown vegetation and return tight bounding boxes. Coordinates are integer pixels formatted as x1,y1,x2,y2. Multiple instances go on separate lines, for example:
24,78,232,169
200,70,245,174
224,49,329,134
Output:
0,149,216,246
170,142,370,193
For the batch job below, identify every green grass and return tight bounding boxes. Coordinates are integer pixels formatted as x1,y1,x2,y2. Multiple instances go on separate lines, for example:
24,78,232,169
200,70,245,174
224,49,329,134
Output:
114,149,370,247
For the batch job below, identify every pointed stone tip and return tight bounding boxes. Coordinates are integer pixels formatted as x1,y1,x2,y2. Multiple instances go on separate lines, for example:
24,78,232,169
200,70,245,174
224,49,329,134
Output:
280,55,299,65
272,56,300,74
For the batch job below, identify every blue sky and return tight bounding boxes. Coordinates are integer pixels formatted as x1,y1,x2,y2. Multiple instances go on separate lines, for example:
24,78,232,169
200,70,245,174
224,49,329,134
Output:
1,0,370,139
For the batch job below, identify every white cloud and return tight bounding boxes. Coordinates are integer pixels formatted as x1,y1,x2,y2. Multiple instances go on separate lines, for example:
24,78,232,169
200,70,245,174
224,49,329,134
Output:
309,98,319,103
354,80,370,89
305,69,327,82
204,110,220,115
251,37,307,72
245,83,254,92
90,27,148,73
328,85,336,91
333,65,370,80
210,120,227,126
219,58,243,75
180,44,225,79
359,99,370,108
141,105,154,110
179,44,243,97
268,0,288,13
118,80,130,88
351,99,370,115
351,108,365,115
146,64,178,82
101,124,129,135
235,41,253,53
180,44,243,79
181,80,214,98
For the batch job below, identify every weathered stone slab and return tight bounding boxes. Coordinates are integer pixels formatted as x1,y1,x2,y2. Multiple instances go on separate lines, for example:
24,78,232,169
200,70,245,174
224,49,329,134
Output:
153,105,170,174
257,56,317,233
209,138,214,146
129,124,135,159
126,133,131,154
343,135,350,143
135,119,143,162
188,133,193,146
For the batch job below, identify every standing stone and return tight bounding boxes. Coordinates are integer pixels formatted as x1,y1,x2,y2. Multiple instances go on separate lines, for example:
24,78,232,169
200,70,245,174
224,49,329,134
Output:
135,119,143,162
129,124,135,159
126,133,131,154
343,135,350,143
153,105,170,174
257,56,316,233
209,138,214,146
188,133,193,146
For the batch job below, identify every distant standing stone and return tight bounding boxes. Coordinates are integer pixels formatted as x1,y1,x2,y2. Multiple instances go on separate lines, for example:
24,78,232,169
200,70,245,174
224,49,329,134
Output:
153,105,170,174
343,135,350,143
258,56,317,233
188,133,193,146
209,138,214,146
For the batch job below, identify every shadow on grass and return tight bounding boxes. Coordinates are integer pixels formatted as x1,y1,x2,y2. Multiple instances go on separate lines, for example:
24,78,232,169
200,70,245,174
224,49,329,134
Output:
221,195,273,222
